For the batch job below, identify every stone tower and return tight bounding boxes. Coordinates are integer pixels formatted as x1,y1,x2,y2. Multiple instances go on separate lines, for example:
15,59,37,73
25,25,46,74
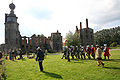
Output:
80,19,94,46
50,30,62,52
4,3,21,51
76,19,94,47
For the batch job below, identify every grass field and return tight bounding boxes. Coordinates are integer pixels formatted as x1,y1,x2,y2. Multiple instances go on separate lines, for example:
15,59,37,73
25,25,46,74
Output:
5,50,120,80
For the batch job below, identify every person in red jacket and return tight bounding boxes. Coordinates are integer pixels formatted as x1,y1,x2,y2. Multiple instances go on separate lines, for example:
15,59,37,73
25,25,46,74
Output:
87,45,91,59
104,44,110,59
91,45,95,59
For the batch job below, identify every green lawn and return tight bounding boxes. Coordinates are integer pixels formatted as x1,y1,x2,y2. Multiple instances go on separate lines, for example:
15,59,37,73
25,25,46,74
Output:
5,50,120,80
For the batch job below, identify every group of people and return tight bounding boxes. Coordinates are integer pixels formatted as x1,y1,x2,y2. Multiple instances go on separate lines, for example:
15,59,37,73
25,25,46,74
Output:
61,44,110,66
8,49,23,60
4,44,110,71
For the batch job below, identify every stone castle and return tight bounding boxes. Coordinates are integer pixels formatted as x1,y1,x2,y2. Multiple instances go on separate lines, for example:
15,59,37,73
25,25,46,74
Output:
76,19,94,47
0,3,94,52
1,3,63,53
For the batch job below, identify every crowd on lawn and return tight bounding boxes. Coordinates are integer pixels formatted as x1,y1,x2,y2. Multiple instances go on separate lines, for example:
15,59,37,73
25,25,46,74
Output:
61,44,110,66
7,49,23,61
0,44,110,71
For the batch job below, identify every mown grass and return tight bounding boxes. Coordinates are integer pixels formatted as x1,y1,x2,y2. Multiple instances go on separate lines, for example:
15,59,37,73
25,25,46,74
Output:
5,50,120,80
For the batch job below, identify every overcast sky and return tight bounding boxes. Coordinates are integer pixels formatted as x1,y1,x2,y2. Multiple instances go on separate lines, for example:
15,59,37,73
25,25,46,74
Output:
0,0,120,44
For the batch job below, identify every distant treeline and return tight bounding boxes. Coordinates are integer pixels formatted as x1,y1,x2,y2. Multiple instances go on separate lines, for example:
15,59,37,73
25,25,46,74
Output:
94,26,120,47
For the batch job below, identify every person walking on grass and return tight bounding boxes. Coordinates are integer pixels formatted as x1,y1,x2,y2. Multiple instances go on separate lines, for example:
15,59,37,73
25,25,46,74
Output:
70,46,74,60
96,45,104,67
14,49,17,60
9,49,12,60
86,45,91,59
61,46,67,59
11,49,15,61
36,47,45,71
80,46,86,59
91,45,95,59
104,44,110,60
67,46,71,62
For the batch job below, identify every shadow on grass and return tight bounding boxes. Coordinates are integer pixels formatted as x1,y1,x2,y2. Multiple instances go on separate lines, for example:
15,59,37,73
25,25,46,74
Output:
102,59,120,62
42,71,63,79
71,61,84,63
71,59,81,61
104,67,120,70
13,60,17,62
22,58,26,61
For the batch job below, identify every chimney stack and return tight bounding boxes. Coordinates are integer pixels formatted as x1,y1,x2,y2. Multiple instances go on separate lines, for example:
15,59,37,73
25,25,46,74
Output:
86,18,88,28
76,26,78,31
80,22,82,30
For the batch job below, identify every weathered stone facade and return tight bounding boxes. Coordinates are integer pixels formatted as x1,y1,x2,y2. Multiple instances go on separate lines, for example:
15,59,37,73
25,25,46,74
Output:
76,19,94,47
4,3,21,52
50,30,63,52
2,3,63,53
21,34,55,53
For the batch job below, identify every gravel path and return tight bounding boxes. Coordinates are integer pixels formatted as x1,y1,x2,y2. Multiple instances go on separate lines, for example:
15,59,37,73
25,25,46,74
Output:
110,49,120,51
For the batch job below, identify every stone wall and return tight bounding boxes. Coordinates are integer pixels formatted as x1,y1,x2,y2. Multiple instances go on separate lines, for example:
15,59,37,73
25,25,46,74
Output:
50,30,63,52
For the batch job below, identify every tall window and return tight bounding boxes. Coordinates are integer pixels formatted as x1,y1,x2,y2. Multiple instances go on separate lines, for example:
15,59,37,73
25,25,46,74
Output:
16,38,18,44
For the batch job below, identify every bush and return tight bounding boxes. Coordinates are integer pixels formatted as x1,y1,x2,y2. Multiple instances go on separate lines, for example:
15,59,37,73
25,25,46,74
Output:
116,45,120,47
110,42,117,47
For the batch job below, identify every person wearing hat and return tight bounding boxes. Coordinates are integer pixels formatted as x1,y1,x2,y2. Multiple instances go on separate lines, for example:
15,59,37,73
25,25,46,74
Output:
18,48,23,59
36,47,45,71
91,45,95,59
96,45,104,67
103,44,110,59
86,45,91,59
80,46,86,59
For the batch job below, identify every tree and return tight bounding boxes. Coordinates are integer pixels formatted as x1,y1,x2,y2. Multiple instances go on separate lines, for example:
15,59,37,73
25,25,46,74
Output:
65,31,81,46
94,26,120,46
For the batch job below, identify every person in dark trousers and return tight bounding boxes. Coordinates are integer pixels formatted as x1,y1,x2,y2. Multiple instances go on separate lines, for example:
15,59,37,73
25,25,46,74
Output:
103,44,110,59
67,46,70,62
61,46,67,59
75,46,80,59
0,51,2,59
70,46,74,59
19,49,23,59
36,47,44,71
91,45,95,59
86,45,91,59
11,49,15,61
80,46,86,59
14,49,17,60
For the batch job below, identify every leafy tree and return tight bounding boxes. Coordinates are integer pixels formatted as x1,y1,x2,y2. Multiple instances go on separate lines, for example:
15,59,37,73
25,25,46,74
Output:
65,31,81,46
94,26,120,46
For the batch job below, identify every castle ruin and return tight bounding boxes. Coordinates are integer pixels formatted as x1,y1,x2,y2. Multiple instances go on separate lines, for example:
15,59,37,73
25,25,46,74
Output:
76,19,94,47
1,3,63,53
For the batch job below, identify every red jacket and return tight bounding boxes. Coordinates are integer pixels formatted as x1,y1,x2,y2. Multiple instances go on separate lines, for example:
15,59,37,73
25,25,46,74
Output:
91,47,95,54
104,48,110,56
87,47,91,54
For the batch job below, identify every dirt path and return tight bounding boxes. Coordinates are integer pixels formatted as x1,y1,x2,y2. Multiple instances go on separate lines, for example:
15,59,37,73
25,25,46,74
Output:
110,49,120,51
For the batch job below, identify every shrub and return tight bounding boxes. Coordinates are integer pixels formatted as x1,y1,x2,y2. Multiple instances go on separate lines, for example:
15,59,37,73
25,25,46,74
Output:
116,45,120,47
110,42,117,47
